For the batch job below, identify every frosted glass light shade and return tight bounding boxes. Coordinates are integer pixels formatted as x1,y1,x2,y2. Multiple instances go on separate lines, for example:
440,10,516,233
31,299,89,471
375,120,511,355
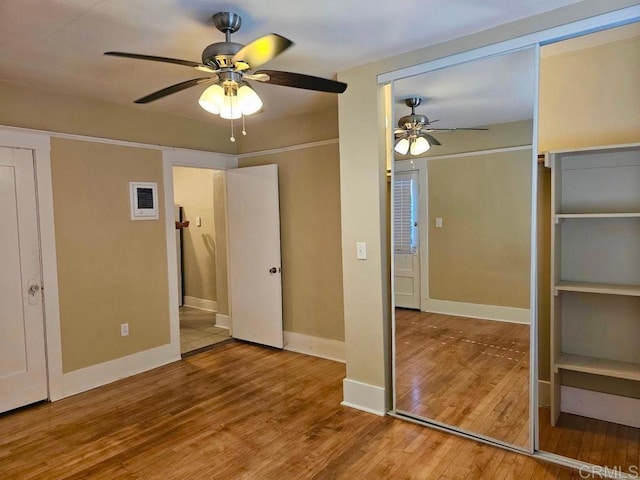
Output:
394,138,410,155
410,136,430,155
198,84,262,119
236,85,262,115
198,84,223,114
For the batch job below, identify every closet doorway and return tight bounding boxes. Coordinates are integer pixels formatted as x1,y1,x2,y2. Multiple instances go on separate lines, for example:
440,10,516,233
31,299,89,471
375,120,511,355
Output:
173,166,231,354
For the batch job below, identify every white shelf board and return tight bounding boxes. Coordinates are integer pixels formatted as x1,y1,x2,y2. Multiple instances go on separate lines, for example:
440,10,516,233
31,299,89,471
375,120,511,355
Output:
555,281,640,297
555,353,640,381
555,212,640,221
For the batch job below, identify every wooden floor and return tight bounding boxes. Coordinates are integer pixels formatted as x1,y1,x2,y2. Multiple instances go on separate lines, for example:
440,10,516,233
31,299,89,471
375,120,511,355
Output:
539,407,640,474
1,342,580,479
395,309,530,448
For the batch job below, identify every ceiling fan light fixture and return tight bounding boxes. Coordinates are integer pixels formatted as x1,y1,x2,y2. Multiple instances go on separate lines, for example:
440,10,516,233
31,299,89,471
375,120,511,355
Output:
411,136,431,155
394,138,410,155
198,83,262,119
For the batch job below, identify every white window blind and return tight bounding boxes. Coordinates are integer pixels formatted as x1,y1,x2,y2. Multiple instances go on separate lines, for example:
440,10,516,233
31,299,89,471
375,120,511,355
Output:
393,171,418,254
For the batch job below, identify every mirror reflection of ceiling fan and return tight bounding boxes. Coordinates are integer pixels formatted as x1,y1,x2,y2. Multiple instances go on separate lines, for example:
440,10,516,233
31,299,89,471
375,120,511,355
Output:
105,11,347,141
394,97,488,155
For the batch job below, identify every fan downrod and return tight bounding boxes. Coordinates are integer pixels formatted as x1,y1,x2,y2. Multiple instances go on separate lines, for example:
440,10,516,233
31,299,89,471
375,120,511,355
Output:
399,97,429,128
203,12,244,67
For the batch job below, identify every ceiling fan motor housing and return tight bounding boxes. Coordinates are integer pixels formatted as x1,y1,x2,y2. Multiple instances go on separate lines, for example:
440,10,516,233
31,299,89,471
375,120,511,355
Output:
202,41,243,68
398,114,429,130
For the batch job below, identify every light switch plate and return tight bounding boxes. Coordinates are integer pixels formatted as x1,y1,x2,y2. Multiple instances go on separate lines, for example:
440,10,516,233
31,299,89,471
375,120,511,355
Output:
435,217,443,228
356,242,367,260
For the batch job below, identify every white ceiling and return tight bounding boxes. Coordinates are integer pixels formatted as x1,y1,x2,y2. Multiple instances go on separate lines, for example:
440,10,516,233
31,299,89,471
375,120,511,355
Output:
0,0,585,124
392,48,537,129
392,22,640,130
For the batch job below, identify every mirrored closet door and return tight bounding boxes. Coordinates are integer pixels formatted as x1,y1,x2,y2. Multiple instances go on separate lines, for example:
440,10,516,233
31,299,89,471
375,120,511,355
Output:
391,47,537,450
537,21,640,473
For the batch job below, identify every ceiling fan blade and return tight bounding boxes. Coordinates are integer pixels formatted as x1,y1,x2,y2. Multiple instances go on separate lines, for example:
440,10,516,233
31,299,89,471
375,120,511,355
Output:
421,132,441,146
134,76,218,104
424,127,489,131
105,52,217,73
243,73,271,82
393,128,406,135
255,70,347,93
232,34,293,70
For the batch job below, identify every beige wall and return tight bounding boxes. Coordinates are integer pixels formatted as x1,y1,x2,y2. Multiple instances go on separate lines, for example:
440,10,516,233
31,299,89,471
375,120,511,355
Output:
397,120,534,160
51,138,170,373
173,167,217,303
337,0,640,392
537,164,552,381
239,143,345,341
428,149,532,308
213,171,229,316
0,81,235,153
537,28,640,387
237,106,339,154
539,34,640,152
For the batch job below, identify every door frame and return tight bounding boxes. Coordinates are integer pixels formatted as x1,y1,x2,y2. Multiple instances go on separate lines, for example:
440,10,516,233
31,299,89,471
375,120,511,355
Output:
162,149,238,357
0,127,64,401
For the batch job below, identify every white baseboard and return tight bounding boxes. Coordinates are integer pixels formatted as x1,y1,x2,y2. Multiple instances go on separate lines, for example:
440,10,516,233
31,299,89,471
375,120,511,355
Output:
341,378,386,416
61,344,180,399
183,296,217,312
538,380,550,407
215,314,230,329
283,331,345,363
422,299,530,324
561,385,640,428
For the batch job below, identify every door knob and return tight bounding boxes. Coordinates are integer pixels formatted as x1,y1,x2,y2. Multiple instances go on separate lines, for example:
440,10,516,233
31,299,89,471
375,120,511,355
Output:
27,281,41,305
269,267,277,274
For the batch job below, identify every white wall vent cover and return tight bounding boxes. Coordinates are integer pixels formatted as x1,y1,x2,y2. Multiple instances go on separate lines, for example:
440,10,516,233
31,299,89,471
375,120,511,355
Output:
129,182,158,220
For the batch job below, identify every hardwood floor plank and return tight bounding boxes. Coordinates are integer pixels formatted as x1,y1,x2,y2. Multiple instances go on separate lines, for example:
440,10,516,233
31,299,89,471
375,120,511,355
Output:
395,309,530,448
1,342,578,479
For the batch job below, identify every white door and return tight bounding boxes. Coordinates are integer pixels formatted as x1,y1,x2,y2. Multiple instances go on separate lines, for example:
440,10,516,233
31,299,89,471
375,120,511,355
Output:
393,170,421,309
226,164,283,348
0,146,47,413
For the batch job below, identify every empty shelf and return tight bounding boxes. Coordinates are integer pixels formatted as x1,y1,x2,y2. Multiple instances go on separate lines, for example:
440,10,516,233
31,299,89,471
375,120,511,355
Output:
555,281,640,297
555,353,640,381
555,212,640,220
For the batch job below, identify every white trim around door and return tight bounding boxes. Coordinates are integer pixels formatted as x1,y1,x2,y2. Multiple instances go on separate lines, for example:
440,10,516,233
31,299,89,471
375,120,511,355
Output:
162,148,238,359
0,127,63,401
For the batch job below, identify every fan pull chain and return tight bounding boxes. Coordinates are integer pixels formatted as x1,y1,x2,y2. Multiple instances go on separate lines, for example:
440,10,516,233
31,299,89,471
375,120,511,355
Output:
229,94,236,142
242,115,247,136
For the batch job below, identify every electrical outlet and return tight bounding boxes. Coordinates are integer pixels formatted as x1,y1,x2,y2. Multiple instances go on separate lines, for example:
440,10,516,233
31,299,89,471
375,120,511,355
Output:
120,323,129,337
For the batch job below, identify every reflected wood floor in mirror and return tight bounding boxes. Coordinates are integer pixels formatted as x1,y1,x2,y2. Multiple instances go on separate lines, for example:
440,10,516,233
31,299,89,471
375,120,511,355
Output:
395,309,530,448
1,342,578,479
539,408,640,474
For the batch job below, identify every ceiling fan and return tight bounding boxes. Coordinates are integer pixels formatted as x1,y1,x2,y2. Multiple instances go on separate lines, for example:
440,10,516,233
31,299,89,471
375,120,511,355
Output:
105,11,347,140
394,97,488,155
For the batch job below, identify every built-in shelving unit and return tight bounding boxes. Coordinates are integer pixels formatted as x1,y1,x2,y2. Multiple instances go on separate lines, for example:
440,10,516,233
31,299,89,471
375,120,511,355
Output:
549,142,640,426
